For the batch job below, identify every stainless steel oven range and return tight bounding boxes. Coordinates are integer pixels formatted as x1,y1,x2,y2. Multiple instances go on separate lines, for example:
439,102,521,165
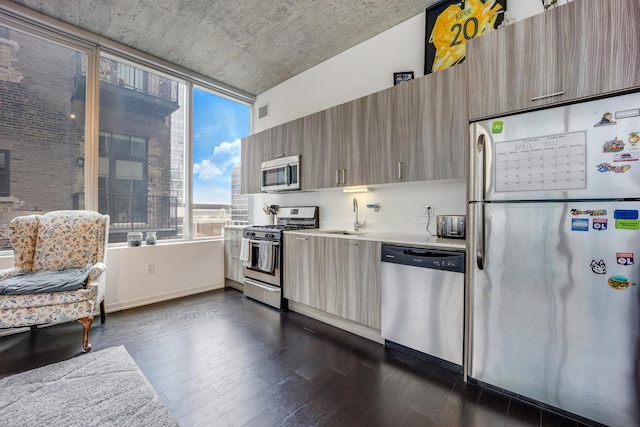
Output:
242,206,318,310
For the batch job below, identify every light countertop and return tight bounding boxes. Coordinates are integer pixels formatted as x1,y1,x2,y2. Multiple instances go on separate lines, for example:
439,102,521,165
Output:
284,229,466,250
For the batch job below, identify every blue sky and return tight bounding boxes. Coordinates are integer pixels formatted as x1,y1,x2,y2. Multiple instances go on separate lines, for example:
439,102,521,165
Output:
192,88,250,204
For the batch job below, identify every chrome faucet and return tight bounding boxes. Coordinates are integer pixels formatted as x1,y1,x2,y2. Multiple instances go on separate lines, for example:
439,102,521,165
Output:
353,197,365,231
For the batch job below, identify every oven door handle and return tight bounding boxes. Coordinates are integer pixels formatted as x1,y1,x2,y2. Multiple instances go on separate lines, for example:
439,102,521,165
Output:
245,239,280,246
244,277,280,292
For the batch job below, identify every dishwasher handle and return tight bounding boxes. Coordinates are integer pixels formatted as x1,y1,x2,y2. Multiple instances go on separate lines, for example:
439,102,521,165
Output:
381,244,465,273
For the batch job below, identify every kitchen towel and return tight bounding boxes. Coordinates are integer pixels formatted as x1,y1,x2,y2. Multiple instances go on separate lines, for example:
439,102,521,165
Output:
239,238,251,267
258,240,274,273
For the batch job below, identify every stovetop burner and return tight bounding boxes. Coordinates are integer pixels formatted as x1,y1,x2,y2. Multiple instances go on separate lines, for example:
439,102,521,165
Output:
244,206,319,240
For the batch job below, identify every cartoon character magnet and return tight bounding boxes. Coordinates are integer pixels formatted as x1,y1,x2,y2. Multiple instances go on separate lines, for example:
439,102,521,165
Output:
596,163,631,173
590,260,607,274
594,112,617,127
629,132,640,150
603,137,625,153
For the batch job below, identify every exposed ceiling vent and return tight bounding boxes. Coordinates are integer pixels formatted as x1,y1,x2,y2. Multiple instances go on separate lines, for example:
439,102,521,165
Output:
258,103,269,119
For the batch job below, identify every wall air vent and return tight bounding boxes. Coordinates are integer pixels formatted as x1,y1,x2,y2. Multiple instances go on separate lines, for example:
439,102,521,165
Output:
258,103,269,119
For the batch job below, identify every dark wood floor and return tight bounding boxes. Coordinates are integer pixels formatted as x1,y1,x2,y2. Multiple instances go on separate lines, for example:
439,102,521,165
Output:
0,288,596,427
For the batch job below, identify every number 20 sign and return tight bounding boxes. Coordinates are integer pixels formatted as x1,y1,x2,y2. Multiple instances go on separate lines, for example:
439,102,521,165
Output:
424,0,506,74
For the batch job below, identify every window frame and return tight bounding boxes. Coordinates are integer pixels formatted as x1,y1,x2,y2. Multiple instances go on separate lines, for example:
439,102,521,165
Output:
0,5,255,248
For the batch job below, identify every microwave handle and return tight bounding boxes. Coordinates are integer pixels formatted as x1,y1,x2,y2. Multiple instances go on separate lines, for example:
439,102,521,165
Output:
286,164,292,186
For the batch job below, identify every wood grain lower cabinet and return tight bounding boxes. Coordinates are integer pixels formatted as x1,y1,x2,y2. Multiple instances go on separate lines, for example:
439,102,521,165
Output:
223,228,244,283
283,234,324,309
323,238,381,329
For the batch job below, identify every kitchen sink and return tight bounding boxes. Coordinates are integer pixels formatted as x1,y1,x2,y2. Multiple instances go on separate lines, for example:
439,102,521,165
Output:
318,230,362,236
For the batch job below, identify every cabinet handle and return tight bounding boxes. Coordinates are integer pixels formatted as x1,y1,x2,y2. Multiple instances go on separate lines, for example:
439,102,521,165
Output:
295,237,308,241
531,91,565,102
342,169,347,184
398,162,403,180
274,153,285,158
336,169,340,185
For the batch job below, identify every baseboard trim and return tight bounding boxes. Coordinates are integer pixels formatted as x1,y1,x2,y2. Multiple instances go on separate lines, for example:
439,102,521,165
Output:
104,282,225,313
288,301,383,344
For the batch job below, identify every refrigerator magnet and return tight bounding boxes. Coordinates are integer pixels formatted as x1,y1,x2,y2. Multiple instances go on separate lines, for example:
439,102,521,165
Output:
608,275,630,290
613,152,639,162
590,260,607,274
596,163,631,173
602,137,625,152
613,210,639,220
628,132,639,150
616,252,634,265
615,219,640,230
592,218,608,230
571,218,589,231
594,112,617,127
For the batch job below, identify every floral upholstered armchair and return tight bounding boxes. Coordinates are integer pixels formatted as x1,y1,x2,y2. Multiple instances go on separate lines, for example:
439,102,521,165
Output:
0,210,109,352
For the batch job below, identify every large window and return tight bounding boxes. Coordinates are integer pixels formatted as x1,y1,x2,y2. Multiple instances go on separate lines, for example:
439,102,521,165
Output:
0,17,251,247
0,23,87,249
192,88,250,237
96,55,186,243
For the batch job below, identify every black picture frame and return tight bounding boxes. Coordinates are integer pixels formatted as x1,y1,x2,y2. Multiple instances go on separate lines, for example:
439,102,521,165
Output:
424,0,506,75
393,71,415,86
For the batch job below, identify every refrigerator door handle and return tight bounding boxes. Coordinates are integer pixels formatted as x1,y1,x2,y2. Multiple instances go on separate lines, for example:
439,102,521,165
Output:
476,203,485,270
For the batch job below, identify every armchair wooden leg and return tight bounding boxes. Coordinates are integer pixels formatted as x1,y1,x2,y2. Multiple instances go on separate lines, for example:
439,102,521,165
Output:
78,317,93,352
100,300,106,324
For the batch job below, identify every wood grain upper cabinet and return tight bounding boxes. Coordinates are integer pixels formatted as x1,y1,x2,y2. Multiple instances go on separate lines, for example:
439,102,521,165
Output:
468,0,640,121
263,117,304,161
396,64,467,182
240,131,265,194
283,233,324,309
302,109,337,189
323,238,381,329
349,87,396,186
559,0,640,99
303,89,394,190
467,9,564,120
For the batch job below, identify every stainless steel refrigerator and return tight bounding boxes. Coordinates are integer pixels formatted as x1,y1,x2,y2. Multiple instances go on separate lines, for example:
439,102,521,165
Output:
468,92,640,427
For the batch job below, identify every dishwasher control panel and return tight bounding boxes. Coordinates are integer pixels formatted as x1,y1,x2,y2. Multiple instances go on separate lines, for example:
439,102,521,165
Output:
381,245,464,273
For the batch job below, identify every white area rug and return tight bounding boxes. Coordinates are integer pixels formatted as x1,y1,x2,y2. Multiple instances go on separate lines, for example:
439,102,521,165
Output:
0,345,177,427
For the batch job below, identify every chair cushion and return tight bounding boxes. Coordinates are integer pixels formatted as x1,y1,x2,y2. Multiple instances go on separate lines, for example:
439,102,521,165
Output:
0,288,94,310
32,211,106,272
0,265,91,295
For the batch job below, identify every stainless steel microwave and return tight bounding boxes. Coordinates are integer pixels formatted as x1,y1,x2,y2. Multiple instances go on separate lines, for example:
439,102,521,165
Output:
261,154,301,192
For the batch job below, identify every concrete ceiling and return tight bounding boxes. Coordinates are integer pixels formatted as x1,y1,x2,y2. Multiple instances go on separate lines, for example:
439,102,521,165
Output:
8,0,436,97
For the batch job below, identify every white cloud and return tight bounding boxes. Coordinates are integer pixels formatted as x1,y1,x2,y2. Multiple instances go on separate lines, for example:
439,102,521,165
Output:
193,159,222,180
213,139,241,156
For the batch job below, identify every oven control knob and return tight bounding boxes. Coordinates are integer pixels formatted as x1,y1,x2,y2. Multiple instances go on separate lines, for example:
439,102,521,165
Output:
247,232,255,237
266,233,275,239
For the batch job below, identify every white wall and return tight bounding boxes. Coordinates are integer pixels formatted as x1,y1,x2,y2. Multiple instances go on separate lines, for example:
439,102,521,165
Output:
0,240,225,313
248,0,571,230
253,0,559,132
254,179,466,235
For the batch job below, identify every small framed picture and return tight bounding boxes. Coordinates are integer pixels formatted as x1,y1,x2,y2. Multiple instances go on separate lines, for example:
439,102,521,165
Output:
394,71,415,86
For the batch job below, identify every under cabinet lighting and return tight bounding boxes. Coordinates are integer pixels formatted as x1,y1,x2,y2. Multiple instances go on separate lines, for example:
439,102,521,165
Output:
342,186,370,193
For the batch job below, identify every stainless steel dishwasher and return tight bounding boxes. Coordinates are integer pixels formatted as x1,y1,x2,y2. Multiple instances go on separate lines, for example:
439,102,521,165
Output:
381,244,465,370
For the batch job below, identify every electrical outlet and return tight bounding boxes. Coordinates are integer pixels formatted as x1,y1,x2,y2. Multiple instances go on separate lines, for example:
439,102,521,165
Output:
146,263,154,274
416,205,426,216
425,204,434,215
